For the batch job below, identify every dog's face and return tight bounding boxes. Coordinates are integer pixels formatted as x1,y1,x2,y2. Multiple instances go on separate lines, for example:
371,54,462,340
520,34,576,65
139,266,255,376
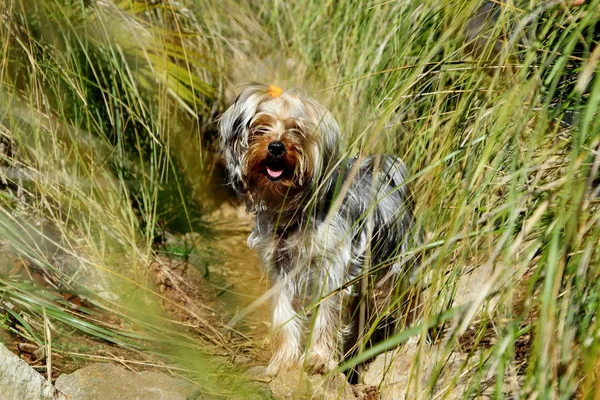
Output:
220,84,340,211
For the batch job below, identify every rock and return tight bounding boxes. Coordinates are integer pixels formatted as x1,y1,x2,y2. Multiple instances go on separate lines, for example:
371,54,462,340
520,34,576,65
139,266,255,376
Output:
268,367,355,400
268,367,309,399
308,372,356,400
232,354,252,366
52,254,119,302
246,366,271,383
361,343,488,400
452,263,499,311
54,363,202,400
0,342,65,400
361,345,418,397
351,385,379,400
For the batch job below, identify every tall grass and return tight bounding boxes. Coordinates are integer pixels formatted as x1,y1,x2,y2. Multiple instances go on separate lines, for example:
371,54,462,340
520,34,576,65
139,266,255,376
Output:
1,0,599,398
244,1,600,397
0,0,254,395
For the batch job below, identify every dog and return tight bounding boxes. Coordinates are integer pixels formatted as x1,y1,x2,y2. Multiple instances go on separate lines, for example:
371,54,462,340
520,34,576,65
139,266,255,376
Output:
219,83,421,375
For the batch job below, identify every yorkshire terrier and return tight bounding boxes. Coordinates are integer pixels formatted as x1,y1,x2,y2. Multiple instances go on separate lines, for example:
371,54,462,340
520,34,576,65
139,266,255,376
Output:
219,83,420,376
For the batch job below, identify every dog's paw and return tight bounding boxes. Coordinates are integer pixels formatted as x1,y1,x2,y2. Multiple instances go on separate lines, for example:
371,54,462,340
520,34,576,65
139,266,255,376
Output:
302,352,338,375
266,358,297,376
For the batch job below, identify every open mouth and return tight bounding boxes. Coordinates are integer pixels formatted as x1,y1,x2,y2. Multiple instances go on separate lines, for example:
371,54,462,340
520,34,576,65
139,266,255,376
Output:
265,159,286,181
266,166,284,179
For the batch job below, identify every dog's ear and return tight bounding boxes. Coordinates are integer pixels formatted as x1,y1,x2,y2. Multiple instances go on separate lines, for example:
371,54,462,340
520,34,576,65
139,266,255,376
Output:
219,84,269,198
219,103,249,197
318,110,341,169
303,97,341,176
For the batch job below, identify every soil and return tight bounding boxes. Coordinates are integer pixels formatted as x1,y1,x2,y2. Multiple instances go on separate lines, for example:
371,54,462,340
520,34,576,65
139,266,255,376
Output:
203,202,272,367
0,201,273,386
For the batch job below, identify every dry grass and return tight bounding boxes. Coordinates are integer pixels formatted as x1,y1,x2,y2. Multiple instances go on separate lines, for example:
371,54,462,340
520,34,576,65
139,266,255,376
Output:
0,0,599,397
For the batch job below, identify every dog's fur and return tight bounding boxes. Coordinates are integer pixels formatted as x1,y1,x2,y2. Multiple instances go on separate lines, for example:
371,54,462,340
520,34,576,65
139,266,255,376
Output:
219,83,420,375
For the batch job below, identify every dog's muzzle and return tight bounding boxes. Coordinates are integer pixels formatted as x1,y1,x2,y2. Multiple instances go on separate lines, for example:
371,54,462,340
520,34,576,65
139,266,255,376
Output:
266,142,286,180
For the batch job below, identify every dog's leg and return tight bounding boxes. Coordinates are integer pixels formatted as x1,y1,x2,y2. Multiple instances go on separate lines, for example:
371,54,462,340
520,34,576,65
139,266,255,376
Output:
305,292,342,374
267,280,302,375
302,227,352,374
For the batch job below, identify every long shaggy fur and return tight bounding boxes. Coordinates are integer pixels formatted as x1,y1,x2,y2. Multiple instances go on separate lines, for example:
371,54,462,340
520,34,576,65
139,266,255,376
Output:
219,83,420,375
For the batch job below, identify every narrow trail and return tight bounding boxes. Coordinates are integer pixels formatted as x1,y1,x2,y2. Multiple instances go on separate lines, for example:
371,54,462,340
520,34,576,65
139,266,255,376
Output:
206,203,272,366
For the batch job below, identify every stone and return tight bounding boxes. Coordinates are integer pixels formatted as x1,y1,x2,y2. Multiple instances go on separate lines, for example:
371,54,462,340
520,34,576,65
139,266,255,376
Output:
268,367,355,400
308,372,356,400
52,254,119,302
0,342,65,400
452,262,499,311
54,363,202,400
361,343,489,400
246,366,271,383
361,345,419,400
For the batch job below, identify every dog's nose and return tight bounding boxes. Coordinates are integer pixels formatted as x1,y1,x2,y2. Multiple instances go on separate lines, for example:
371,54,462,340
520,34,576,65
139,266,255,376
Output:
268,141,285,156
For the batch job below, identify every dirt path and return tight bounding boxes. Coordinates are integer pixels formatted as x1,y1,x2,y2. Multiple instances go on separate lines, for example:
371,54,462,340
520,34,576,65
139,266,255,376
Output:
206,203,272,367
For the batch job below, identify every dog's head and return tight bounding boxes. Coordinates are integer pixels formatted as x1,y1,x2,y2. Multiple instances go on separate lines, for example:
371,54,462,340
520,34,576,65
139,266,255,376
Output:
219,83,340,211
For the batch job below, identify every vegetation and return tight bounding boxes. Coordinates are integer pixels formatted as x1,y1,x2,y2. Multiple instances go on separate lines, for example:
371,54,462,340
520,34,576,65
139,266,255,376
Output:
0,0,599,398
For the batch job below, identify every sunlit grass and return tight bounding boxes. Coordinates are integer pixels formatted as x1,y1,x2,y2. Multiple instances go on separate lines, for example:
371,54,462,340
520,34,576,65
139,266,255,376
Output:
0,0,599,398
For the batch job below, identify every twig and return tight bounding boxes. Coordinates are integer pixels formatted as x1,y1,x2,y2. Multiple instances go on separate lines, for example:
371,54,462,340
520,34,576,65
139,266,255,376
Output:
42,306,52,382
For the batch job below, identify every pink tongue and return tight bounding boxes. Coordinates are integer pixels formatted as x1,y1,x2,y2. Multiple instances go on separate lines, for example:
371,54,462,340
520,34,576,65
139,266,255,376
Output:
266,166,284,178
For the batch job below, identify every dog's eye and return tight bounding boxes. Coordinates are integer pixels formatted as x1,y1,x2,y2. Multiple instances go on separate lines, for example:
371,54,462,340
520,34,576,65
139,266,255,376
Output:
286,127,303,136
251,126,270,137
284,120,306,137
